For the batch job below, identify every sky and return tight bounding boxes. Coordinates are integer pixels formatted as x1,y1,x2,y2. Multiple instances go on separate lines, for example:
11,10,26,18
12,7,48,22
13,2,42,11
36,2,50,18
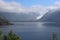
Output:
0,0,60,21
4,0,60,7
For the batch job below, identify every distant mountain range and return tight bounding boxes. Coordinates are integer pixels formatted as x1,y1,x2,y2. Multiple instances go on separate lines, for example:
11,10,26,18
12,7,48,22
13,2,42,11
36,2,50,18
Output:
0,12,39,22
1,8,60,22
38,9,60,22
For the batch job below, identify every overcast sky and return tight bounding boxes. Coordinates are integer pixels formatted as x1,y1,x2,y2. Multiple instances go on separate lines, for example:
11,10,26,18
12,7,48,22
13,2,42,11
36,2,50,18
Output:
0,0,60,20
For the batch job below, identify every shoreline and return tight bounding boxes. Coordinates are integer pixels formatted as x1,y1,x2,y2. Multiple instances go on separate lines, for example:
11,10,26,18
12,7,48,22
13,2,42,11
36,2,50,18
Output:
0,22,14,26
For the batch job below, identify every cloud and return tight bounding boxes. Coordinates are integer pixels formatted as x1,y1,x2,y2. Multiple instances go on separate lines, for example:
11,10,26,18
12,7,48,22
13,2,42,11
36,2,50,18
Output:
0,0,47,14
1,0,60,13
0,1,47,14
47,2,60,10
0,0,24,13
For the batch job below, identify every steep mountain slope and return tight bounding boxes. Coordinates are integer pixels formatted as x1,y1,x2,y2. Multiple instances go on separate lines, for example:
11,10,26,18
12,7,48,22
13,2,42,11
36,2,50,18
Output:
38,9,60,22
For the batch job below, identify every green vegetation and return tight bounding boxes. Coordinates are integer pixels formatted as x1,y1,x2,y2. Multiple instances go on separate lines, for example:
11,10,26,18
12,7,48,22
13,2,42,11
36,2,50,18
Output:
0,29,59,40
0,30,21,40
53,32,57,40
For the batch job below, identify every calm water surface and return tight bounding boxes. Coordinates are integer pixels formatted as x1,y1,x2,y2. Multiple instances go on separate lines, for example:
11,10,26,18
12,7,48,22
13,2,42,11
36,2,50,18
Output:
0,22,60,40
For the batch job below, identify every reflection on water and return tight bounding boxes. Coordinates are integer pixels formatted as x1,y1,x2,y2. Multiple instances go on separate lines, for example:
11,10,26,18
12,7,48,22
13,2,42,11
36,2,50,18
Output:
0,22,60,40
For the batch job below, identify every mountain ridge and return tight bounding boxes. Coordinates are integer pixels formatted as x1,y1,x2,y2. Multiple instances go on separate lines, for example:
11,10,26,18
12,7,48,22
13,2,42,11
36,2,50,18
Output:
38,9,60,22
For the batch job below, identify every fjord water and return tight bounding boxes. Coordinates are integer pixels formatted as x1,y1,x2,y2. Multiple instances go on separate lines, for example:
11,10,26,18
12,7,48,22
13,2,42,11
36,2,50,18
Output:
0,22,60,40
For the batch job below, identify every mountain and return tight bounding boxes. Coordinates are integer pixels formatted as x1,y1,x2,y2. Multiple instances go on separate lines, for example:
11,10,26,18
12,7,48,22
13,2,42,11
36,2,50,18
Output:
38,9,60,22
0,14,14,25
0,15,9,25
0,16,4,22
0,12,39,22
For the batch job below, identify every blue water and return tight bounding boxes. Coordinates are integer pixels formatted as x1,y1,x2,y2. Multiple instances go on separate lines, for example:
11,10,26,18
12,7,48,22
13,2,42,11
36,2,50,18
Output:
0,22,60,40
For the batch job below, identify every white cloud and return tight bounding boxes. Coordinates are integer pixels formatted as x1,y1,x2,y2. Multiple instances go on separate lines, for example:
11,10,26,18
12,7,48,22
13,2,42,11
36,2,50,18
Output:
0,0,47,14
0,0,24,13
47,2,60,10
